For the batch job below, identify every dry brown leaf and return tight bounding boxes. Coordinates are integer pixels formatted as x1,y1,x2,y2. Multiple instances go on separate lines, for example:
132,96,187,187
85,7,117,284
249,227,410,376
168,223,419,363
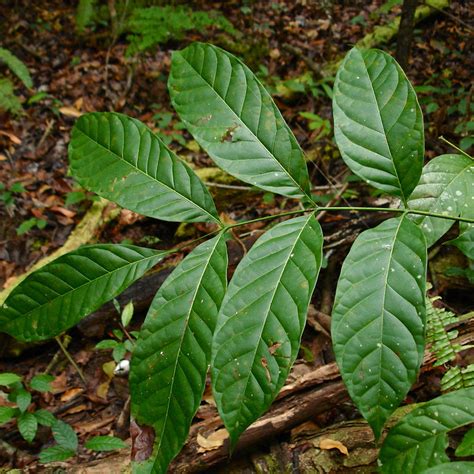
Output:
63,403,87,415
196,429,229,453
60,387,84,402
59,106,83,118
319,438,349,455
96,380,110,400
0,130,21,144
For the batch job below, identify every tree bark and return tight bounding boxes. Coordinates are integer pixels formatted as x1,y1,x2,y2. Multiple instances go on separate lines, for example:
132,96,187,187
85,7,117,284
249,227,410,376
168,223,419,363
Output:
396,0,419,70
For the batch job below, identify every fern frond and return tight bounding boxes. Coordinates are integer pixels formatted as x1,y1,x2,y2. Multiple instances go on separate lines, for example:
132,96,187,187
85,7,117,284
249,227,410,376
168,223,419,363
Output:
0,48,32,89
126,6,236,56
441,365,474,392
0,78,23,115
426,293,474,392
76,0,96,32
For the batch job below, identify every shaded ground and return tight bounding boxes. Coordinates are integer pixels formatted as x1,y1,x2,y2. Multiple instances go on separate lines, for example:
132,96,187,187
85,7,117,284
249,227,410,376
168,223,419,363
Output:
0,0,473,471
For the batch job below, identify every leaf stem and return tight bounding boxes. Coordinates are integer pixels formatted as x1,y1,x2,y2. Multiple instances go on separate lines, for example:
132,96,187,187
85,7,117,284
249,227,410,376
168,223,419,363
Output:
223,206,474,231
439,136,473,160
55,335,87,385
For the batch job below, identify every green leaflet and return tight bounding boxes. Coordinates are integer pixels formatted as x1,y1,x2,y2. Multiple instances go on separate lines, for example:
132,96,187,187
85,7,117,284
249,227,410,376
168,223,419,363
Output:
333,47,424,203
408,154,474,247
332,216,427,438
130,233,228,474
211,214,323,447
169,42,312,200
379,387,474,473
423,463,474,473
18,412,37,443
0,245,165,342
69,112,219,223
447,224,474,259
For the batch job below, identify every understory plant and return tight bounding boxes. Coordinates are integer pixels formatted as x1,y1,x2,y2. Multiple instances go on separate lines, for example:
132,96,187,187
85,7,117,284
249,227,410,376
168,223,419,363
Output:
0,47,32,114
0,43,473,472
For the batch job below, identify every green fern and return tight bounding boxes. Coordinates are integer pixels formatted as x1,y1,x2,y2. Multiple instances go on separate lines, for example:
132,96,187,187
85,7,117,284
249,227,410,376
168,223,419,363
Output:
126,6,237,56
75,0,96,32
0,47,32,89
426,293,474,391
0,78,23,115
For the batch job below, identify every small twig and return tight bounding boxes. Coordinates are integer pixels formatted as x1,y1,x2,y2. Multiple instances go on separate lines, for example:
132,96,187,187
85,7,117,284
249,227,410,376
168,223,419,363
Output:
231,228,247,256
421,1,474,33
204,182,253,191
55,335,87,385
120,323,135,345
37,119,55,150
316,182,349,222
439,136,473,159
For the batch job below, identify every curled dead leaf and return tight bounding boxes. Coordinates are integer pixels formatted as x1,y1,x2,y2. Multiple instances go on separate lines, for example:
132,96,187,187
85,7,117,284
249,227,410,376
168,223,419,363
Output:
196,429,229,453
59,106,83,118
319,438,349,455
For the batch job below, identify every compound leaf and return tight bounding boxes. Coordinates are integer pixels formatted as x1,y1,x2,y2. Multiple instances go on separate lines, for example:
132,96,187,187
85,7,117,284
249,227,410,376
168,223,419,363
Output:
333,47,424,202
379,387,474,473
69,112,219,223
130,233,228,474
211,214,323,447
169,42,312,200
0,245,165,342
408,154,474,247
332,216,427,439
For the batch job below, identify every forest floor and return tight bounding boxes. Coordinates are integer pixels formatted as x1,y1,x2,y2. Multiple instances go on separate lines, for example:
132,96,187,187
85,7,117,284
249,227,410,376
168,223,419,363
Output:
0,0,473,472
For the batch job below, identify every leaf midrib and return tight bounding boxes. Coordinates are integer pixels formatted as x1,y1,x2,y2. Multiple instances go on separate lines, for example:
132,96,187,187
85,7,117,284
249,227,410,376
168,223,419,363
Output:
360,51,406,203
224,214,315,435
74,121,219,224
176,47,312,201
153,234,224,467
6,250,163,330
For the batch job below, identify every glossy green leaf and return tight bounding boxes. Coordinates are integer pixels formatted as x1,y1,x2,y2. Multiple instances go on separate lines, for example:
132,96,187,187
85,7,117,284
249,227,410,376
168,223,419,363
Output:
332,216,427,438
18,412,37,443
52,420,78,451
423,462,474,473
379,387,474,473
0,244,165,342
29,374,55,392
130,233,228,473
0,406,17,424
85,435,128,451
447,224,474,259
408,154,474,247
15,387,31,413
169,42,312,200
455,428,474,457
333,47,424,202
121,300,134,327
39,445,76,463
34,409,56,427
69,112,219,223
212,214,323,447
0,373,21,385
